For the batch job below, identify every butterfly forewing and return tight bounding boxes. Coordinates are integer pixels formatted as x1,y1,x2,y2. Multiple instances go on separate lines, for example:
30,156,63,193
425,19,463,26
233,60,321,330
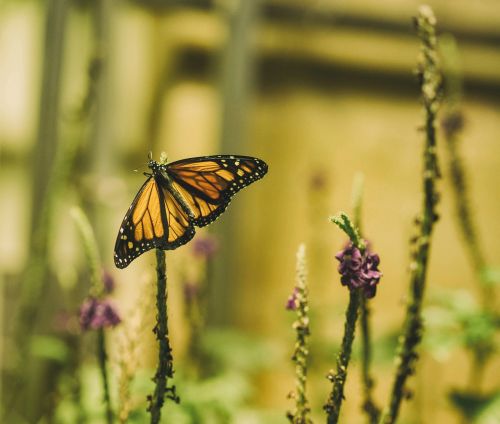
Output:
167,155,268,227
114,177,195,268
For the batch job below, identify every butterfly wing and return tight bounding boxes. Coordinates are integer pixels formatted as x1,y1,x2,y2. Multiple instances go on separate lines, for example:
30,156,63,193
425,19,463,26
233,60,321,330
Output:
166,155,268,227
114,176,195,268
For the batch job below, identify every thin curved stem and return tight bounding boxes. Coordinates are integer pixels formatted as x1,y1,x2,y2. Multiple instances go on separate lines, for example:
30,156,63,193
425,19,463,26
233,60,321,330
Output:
148,249,178,424
324,290,361,424
380,6,442,423
360,296,380,423
97,329,113,424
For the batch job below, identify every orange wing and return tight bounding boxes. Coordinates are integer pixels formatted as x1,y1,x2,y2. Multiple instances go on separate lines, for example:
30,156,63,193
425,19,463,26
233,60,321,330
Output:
114,155,268,268
114,177,195,268
166,155,268,227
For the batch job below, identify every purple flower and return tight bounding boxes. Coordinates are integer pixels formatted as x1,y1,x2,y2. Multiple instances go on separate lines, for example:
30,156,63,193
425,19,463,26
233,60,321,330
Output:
335,243,382,298
309,170,327,191
102,269,115,294
192,235,219,259
183,280,200,304
441,110,464,138
286,287,299,311
79,298,121,331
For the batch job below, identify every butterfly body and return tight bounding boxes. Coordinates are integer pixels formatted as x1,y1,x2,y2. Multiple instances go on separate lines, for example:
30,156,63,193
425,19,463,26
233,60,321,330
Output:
114,155,268,268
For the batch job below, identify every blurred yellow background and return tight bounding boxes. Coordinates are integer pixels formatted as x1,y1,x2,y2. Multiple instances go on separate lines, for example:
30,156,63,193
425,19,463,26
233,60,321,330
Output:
1,0,499,423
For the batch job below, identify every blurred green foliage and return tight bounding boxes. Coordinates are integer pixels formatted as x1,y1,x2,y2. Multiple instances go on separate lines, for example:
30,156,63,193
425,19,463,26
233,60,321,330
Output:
424,289,499,361
52,329,282,423
448,390,500,423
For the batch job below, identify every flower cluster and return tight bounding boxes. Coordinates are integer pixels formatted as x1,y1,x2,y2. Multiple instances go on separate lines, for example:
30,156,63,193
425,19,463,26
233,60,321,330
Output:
335,243,382,298
183,280,200,304
192,235,219,259
441,110,464,138
80,298,121,331
102,269,115,293
286,287,299,311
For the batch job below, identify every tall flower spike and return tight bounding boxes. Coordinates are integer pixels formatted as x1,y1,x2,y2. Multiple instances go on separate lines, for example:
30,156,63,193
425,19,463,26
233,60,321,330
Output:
326,213,382,423
287,244,312,424
381,6,442,423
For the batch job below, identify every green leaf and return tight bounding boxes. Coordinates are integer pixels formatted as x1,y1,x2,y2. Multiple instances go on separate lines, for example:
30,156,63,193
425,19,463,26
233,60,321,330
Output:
329,212,365,250
30,335,69,362
424,289,498,358
370,330,400,365
476,391,500,424
449,389,500,422
200,329,280,372
481,267,500,287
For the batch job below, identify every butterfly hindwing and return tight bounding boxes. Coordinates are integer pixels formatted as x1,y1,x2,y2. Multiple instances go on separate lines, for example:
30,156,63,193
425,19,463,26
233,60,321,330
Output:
167,155,268,227
158,183,195,248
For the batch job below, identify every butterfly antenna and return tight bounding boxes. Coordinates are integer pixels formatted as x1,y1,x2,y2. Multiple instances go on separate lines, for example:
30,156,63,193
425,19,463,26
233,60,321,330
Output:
133,161,150,173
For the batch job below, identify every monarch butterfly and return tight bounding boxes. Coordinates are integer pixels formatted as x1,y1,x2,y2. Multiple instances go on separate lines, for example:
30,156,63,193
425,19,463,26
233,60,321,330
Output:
114,154,268,268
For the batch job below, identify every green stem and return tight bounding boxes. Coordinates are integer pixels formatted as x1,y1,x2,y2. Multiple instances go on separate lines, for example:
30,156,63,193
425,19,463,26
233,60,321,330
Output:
360,296,380,423
71,206,114,422
97,329,113,424
148,250,178,424
351,174,380,423
324,290,361,423
440,35,491,312
445,130,488,290
440,36,495,407
380,6,441,423
70,207,102,297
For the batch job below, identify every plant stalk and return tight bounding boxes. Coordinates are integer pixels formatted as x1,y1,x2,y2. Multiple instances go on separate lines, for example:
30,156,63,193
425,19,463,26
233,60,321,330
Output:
324,290,361,424
360,296,380,423
380,6,442,423
148,249,178,424
351,174,380,423
97,328,113,424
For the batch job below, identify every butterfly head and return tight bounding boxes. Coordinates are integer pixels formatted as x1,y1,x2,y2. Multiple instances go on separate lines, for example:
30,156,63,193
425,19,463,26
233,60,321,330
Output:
147,152,169,175
148,159,160,173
